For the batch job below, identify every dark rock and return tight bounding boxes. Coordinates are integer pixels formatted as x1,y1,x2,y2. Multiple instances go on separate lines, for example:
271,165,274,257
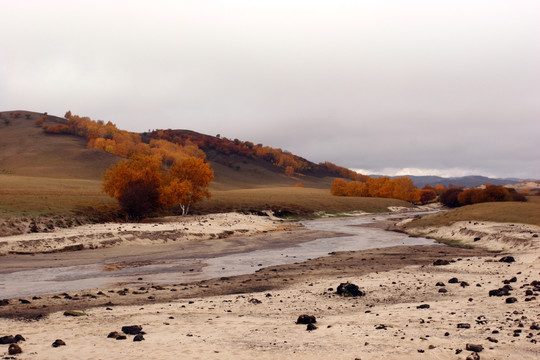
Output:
466,343,483,352
448,278,459,284
499,256,515,263
375,324,387,330
489,286,511,297
486,336,498,343
18,299,31,304
506,297,518,304
0,335,16,344
107,331,121,339
52,339,66,347
433,259,450,266
336,282,365,297
435,282,445,286
473,237,481,242
121,325,143,335
466,352,480,360
525,289,533,296
8,343,22,355
133,334,145,341
0,299,9,306
416,304,430,309
296,315,316,324
248,298,262,304
531,323,540,330
438,288,448,293
116,335,127,340
461,281,470,287
457,323,471,329
306,323,318,331
14,334,25,343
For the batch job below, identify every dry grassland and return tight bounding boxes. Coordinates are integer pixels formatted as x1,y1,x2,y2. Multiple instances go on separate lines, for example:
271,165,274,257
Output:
193,187,413,216
404,196,540,229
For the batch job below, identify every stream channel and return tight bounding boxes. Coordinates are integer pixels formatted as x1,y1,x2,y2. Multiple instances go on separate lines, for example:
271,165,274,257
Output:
0,212,438,299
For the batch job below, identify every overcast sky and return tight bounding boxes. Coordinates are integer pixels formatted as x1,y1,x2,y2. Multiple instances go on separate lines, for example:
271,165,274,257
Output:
2,1,539,179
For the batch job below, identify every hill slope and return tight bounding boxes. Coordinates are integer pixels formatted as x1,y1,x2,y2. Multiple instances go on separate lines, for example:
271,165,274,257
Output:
0,110,121,180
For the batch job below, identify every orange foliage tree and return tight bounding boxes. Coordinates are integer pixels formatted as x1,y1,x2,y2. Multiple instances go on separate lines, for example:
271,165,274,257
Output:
161,157,214,215
103,154,213,218
330,176,420,203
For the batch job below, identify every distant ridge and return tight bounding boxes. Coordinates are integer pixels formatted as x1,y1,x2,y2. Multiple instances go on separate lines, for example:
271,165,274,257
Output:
398,175,531,188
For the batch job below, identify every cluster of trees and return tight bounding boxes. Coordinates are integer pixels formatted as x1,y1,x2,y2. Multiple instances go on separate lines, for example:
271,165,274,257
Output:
103,155,213,218
42,112,205,164
145,129,360,179
41,112,214,218
330,176,421,203
439,185,527,208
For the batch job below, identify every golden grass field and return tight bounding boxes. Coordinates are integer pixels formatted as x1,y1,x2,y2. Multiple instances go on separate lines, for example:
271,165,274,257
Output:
403,196,540,228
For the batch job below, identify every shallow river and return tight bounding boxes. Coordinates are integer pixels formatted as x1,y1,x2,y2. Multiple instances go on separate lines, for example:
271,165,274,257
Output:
0,213,437,299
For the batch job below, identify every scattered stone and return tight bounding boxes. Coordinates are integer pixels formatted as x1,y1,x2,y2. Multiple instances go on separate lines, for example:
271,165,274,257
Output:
505,297,518,304
0,335,16,344
336,282,365,297
499,256,515,263
121,325,143,335
63,310,87,317
416,304,430,309
433,259,450,266
466,343,483,352
8,343,22,355
435,282,445,286
18,299,31,304
0,299,9,306
531,323,540,330
52,339,66,347
486,337,498,343
306,323,318,331
116,335,127,340
461,281,470,287
489,285,512,297
108,331,121,339
248,298,262,304
438,288,448,293
457,323,471,329
375,324,387,330
133,334,145,341
448,278,459,284
473,237,481,242
296,315,316,324
466,352,480,360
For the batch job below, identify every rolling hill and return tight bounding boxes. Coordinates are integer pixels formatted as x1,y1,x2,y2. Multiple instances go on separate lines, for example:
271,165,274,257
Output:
0,110,414,227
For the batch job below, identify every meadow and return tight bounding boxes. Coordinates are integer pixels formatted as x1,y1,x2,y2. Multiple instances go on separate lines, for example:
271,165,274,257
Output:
403,196,540,228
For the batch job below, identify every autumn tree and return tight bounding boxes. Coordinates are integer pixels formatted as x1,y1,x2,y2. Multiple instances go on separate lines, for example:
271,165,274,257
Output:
161,157,214,215
330,178,348,196
103,155,214,218
102,155,164,219
418,188,437,205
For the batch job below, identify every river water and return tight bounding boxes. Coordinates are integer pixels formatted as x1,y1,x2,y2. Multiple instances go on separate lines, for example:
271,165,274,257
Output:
0,213,437,299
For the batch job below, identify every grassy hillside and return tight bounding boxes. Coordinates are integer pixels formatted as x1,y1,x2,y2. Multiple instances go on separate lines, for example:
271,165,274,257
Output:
403,196,540,228
0,110,121,179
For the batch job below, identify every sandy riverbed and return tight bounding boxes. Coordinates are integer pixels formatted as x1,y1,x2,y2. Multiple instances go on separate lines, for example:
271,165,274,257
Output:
1,215,539,359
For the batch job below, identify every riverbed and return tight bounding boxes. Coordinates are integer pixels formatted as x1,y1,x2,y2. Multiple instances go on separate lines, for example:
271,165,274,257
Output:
0,213,437,299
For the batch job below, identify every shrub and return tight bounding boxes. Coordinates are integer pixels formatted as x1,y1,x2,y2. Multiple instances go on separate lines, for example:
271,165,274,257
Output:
440,187,463,208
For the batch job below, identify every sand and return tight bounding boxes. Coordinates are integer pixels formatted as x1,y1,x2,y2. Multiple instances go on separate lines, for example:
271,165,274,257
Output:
1,214,539,359
0,212,284,255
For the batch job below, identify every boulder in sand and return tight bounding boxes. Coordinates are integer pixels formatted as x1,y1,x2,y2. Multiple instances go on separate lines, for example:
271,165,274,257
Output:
336,282,365,297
